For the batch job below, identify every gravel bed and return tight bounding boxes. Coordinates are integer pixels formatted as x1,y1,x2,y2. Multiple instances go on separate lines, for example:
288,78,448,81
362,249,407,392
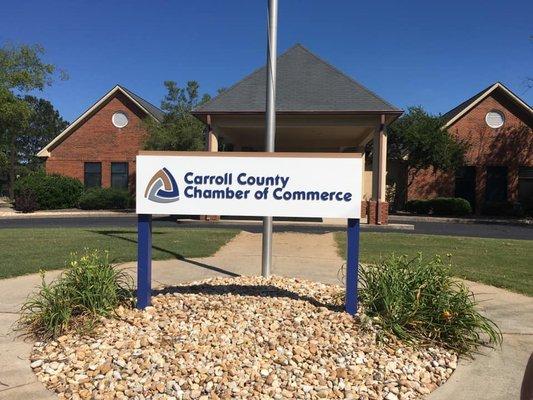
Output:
30,276,457,399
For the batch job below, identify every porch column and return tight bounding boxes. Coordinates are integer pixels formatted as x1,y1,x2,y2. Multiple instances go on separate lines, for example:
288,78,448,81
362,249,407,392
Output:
204,115,220,221
206,114,218,152
371,114,388,224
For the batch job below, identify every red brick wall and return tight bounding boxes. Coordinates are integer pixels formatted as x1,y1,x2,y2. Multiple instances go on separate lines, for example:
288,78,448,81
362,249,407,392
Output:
45,92,149,189
364,200,389,224
408,92,533,211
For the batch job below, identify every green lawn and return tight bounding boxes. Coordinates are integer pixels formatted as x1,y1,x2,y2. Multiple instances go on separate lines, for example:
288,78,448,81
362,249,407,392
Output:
0,227,240,279
3,227,532,297
335,232,533,296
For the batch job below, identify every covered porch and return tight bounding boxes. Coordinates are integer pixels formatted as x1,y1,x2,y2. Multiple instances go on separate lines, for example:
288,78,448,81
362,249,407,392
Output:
193,44,403,224
197,112,396,224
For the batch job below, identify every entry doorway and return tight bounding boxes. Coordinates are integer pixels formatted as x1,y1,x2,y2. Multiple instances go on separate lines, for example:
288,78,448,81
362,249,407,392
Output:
455,166,476,211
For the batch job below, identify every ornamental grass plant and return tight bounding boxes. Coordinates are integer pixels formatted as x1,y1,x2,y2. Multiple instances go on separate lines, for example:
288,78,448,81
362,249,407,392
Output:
358,254,502,354
18,250,134,339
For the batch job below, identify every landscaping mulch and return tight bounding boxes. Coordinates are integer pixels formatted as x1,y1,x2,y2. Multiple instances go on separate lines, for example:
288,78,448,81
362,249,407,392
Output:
30,276,457,399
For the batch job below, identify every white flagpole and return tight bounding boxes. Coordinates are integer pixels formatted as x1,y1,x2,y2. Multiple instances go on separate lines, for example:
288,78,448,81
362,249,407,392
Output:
261,0,278,277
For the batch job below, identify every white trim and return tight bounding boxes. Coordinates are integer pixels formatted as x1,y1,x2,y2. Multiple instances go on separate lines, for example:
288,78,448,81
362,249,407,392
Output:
442,82,533,129
37,85,159,158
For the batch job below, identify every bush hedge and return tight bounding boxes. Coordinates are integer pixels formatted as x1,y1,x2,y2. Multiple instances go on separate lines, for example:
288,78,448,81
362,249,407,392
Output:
13,188,39,213
405,197,472,216
78,188,134,210
404,199,431,215
14,171,84,210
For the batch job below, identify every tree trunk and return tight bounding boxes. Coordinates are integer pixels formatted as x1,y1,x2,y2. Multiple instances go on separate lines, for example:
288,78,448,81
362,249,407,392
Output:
8,132,15,199
397,167,420,206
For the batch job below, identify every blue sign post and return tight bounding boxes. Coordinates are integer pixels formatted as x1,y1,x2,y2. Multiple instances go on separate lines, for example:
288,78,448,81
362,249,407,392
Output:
137,214,152,308
345,218,360,315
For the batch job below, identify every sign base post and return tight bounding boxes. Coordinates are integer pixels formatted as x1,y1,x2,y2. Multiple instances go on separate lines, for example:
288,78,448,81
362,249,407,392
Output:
137,214,152,309
345,218,360,315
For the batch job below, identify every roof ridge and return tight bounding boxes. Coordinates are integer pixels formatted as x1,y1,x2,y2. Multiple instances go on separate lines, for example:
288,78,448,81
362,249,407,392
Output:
118,84,158,109
117,84,164,120
495,82,533,111
195,45,299,112
195,43,401,114
294,45,400,111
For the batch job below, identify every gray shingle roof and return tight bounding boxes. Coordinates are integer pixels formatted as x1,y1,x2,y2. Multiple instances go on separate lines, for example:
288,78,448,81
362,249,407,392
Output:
119,85,165,122
194,44,400,114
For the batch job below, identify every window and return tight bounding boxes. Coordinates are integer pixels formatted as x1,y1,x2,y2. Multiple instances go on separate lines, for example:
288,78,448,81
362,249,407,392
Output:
84,162,101,188
518,167,533,205
485,166,508,202
485,110,505,129
111,162,129,190
112,112,129,128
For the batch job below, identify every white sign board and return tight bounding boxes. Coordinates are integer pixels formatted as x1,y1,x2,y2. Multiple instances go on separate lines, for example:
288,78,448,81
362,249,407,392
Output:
136,152,362,218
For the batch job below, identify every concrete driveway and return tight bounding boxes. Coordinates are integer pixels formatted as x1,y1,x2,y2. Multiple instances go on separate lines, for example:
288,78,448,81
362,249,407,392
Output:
0,232,531,399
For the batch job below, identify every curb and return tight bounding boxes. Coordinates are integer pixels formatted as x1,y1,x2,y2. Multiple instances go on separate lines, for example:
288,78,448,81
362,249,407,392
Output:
179,219,415,231
390,214,532,227
0,210,135,219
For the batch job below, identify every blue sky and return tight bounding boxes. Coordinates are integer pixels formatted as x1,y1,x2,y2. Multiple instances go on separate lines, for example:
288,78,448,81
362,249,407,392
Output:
2,0,532,122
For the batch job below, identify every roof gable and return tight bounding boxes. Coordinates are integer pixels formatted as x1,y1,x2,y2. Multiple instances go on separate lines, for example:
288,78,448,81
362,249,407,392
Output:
119,85,165,122
194,44,400,114
442,82,533,128
37,85,163,157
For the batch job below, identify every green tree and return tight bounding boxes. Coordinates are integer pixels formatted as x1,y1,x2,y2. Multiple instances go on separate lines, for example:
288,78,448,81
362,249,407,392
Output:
0,89,31,197
17,96,69,170
144,81,211,151
386,106,467,190
0,43,64,197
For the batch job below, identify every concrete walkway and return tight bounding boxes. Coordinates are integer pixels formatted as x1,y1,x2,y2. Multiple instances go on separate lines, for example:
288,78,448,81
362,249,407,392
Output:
0,232,531,399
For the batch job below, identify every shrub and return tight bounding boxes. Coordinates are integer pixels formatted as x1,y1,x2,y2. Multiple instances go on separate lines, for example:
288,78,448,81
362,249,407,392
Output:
405,199,431,214
14,171,84,210
358,254,502,353
404,197,471,216
18,250,134,339
78,188,134,210
14,188,39,213
431,197,471,216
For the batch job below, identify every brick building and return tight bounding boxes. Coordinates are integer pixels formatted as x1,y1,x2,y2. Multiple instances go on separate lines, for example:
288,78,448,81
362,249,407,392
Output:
407,82,533,213
37,85,164,190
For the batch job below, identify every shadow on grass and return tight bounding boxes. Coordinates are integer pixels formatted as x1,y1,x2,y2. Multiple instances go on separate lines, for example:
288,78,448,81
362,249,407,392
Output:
152,282,343,312
88,229,239,278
